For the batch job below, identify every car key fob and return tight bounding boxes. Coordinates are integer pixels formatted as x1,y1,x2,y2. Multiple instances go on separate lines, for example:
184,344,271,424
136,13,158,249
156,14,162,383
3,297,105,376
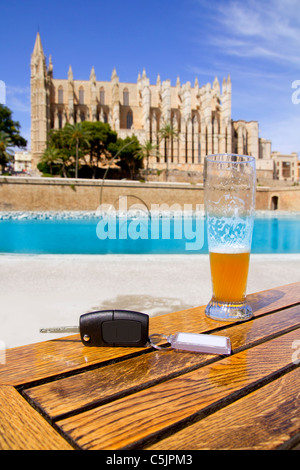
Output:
41,310,231,354
40,309,149,347
80,310,149,347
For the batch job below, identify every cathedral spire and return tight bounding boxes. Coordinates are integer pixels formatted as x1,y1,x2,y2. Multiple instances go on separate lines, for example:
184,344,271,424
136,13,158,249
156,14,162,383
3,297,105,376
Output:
213,76,220,95
227,74,231,93
31,32,46,79
32,32,44,58
48,55,53,77
30,32,49,169
68,65,73,81
90,66,96,82
111,68,118,80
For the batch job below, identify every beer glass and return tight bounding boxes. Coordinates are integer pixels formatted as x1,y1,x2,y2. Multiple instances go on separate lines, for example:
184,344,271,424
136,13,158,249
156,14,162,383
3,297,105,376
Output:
204,154,256,321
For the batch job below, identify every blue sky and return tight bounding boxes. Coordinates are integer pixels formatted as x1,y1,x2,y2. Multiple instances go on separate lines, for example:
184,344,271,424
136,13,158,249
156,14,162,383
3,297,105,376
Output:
1,0,300,155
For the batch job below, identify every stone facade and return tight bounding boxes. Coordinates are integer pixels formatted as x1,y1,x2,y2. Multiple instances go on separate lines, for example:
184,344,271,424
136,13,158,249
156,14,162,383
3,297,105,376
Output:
14,151,32,172
272,152,299,182
30,33,297,180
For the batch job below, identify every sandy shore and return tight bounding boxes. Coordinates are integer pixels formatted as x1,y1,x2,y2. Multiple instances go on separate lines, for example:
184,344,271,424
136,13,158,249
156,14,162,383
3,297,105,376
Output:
1,253,300,348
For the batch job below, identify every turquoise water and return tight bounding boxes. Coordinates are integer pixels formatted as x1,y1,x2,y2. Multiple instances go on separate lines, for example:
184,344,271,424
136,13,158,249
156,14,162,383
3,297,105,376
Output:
0,214,299,254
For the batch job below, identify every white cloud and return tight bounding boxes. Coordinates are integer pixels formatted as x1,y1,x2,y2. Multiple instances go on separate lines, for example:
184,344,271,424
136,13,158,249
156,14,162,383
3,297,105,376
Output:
0,81,6,105
3,86,31,149
190,0,300,154
6,85,30,114
214,0,300,66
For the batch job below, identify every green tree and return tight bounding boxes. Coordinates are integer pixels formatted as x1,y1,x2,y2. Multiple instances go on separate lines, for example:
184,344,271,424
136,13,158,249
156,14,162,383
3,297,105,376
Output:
63,122,91,178
38,146,72,178
39,147,61,175
158,122,178,181
134,140,160,181
46,128,74,177
81,121,117,177
0,104,27,148
110,136,143,179
0,131,14,172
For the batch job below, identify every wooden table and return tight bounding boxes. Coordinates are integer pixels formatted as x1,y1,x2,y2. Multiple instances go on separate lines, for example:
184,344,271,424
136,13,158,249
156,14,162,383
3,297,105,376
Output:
1,282,300,451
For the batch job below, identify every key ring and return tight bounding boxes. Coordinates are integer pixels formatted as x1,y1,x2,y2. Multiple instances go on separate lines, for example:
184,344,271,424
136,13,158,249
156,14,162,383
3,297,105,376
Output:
148,333,173,350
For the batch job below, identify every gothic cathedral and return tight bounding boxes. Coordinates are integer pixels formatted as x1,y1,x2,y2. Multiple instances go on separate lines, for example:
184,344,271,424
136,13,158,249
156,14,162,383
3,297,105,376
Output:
30,33,271,173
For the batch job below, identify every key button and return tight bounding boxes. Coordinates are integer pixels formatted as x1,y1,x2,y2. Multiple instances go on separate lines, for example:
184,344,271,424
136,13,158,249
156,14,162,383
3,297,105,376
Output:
102,320,142,345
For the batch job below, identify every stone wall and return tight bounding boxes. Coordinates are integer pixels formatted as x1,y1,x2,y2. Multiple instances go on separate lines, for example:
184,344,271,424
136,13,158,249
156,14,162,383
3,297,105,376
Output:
0,176,300,212
255,186,300,211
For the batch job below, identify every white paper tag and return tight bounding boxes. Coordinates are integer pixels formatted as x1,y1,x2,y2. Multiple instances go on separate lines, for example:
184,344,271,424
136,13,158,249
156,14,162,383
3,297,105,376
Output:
149,332,231,355
169,332,231,355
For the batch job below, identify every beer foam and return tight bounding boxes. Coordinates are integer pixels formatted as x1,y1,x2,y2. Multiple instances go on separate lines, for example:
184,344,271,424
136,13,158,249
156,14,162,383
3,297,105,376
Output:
206,214,254,250
209,245,250,254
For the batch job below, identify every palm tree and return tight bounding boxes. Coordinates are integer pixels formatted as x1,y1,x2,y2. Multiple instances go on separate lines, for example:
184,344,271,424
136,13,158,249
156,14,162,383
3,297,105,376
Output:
40,147,63,175
158,122,178,181
134,140,160,181
63,123,91,178
0,131,13,173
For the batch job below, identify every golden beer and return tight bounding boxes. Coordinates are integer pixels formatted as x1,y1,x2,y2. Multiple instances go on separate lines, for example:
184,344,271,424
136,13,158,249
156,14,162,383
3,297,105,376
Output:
209,250,250,303
204,153,256,321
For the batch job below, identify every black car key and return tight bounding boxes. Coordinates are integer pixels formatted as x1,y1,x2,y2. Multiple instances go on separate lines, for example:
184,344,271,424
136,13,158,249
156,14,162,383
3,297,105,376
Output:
41,309,232,355
40,309,149,347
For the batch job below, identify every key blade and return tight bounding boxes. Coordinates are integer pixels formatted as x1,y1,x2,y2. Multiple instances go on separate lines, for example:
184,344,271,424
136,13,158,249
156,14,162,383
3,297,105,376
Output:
40,326,79,334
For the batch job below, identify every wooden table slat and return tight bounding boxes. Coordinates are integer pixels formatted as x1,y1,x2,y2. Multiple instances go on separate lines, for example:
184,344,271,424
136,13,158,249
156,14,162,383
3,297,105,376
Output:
55,328,300,450
146,367,300,450
1,282,300,387
24,303,300,422
0,386,73,450
1,282,300,451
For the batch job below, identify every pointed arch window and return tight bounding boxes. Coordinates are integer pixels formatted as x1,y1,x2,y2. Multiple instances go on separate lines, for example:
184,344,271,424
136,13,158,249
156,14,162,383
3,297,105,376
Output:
58,86,64,104
126,111,133,129
100,87,105,105
58,112,63,129
123,88,129,106
79,87,84,105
